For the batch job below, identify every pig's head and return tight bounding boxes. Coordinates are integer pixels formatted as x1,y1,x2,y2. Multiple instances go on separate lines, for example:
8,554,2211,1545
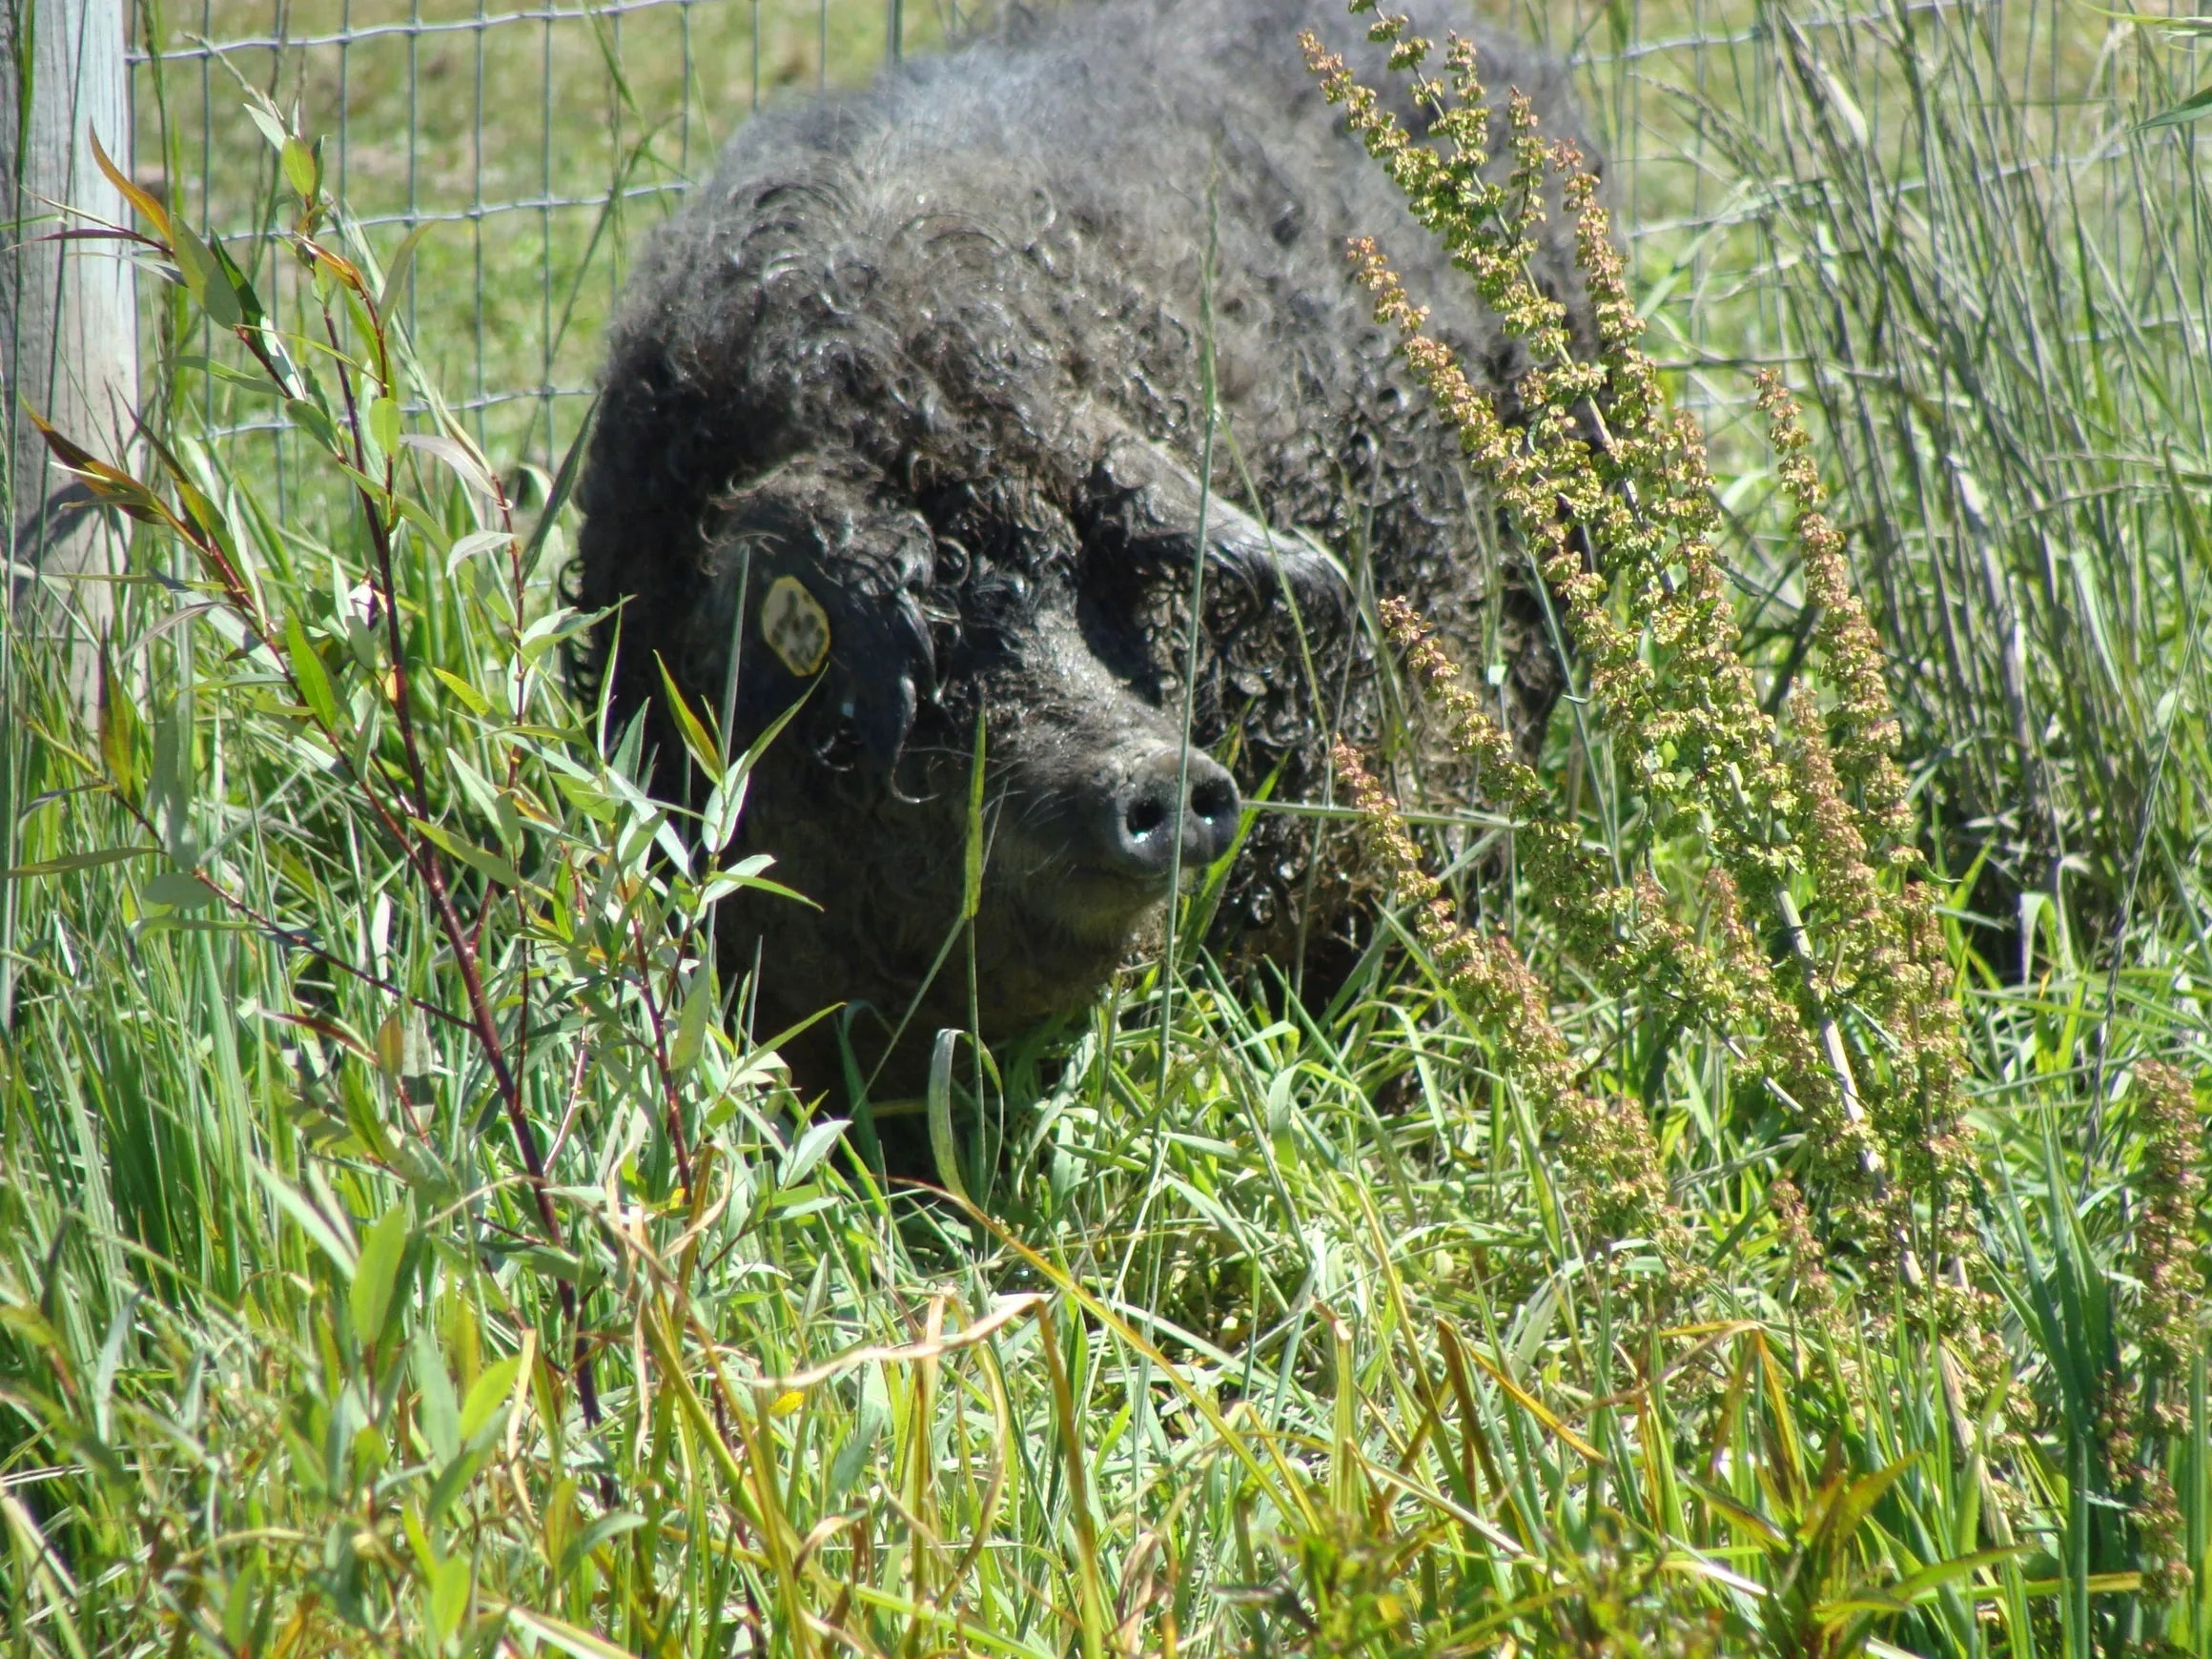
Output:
642,432,1343,1089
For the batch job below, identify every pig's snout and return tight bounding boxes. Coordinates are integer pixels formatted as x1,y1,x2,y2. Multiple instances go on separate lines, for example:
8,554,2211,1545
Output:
1099,748,1240,881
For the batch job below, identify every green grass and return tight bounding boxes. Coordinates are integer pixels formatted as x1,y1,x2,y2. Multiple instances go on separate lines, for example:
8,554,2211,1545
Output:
3,1,2209,1655
1680,1,2212,958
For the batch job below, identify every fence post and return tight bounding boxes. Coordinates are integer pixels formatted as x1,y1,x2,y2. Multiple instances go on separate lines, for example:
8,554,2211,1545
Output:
2,0,137,642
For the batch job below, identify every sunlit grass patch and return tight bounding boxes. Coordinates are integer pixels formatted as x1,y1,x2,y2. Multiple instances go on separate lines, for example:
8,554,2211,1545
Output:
1,1,2207,1655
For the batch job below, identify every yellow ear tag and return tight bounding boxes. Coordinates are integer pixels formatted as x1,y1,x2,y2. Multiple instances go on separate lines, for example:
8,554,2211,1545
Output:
760,575,831,677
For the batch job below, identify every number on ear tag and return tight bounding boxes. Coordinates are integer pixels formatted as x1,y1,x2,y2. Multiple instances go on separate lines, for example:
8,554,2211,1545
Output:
761,576,830,677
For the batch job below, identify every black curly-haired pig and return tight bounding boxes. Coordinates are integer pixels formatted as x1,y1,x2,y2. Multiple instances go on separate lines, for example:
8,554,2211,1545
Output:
573,0,1600,1113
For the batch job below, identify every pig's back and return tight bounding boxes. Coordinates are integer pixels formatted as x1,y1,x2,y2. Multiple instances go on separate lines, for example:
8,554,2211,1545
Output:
585,0,1593,593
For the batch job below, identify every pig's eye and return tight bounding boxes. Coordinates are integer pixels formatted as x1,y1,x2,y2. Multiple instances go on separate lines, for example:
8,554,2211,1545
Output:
1075,566,1177,698
1080,536,1200,616
960,571,1035,643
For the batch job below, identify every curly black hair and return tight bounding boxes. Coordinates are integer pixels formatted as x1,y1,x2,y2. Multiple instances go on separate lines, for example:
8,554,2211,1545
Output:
571,0,1601,1095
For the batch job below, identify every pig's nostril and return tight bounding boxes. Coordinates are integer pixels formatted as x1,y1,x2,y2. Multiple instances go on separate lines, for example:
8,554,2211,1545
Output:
1190,774,1237,825
1125,796,1169,841
1112,774,1181,877
1182,759,1240,865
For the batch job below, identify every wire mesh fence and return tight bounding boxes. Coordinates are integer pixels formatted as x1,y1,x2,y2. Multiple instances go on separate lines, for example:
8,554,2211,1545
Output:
113,0,1833,481
127,0,971,476
8,1,2171,680
0,0,2190,489
65,2,2189,480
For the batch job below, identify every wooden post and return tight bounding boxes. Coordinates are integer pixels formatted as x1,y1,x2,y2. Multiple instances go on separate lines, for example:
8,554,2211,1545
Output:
3,0,138,645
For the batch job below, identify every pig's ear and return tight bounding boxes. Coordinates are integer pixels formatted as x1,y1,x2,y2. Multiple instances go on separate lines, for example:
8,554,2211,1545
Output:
818,572,935,779
702,459,938,777
1072,420,1349,620
741,567,923,773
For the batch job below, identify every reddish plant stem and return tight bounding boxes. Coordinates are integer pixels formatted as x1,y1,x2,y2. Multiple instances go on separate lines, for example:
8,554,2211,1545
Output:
215,250,609,1435
627,913,696,1198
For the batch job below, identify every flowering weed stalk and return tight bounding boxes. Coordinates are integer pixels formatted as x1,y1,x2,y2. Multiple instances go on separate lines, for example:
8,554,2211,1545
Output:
2117,1060,2206,1601
1305,10,1982,1321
